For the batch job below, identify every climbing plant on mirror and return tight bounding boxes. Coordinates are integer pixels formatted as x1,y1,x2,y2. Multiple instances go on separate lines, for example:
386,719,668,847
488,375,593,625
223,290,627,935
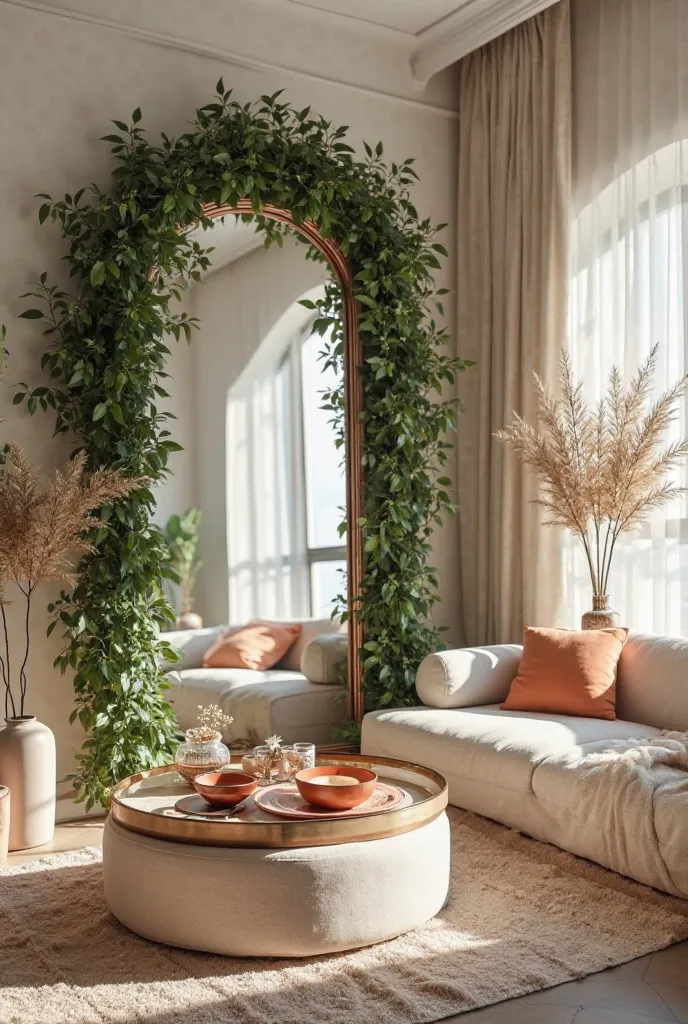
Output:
17,82,468,808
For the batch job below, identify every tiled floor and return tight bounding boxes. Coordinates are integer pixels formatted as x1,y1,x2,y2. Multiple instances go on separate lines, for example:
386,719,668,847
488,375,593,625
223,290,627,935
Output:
6,822,688,1022
446,944,688,1023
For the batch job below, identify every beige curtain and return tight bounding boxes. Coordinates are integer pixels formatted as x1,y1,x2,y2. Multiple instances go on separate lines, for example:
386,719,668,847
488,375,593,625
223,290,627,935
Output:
456,1,571,646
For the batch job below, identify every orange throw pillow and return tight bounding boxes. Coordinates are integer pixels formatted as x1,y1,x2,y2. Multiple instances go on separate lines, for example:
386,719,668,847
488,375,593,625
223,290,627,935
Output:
501,625,628,720
203,621,302,671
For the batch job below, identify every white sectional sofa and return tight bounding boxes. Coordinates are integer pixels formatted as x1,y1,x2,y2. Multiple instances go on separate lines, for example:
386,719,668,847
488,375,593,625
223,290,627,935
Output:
362,633,688,898
164,619,347,747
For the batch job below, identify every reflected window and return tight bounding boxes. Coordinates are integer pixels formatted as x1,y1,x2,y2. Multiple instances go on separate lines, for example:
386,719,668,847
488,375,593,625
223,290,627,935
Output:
227,292,346,623
295,322,347,616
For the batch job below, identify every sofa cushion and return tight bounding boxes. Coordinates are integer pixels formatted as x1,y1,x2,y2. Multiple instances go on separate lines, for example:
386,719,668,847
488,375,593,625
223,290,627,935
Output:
280,618,344,672
362,705,661,836
416,645,522,708
203,622,301,671
300,632,348,684
501,626,627,721
618,633,688,731
168,668,346,747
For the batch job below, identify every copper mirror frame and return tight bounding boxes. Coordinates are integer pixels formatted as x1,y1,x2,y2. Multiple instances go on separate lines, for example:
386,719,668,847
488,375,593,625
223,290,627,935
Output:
186,201,364,722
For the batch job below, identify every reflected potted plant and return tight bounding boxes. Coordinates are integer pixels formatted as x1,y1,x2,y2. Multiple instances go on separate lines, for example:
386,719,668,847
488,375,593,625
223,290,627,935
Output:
497,346,688,628
163,508,203,630
0,446,140,849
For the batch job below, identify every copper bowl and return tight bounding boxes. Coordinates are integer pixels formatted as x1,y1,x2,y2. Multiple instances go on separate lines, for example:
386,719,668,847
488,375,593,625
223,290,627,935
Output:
193,771,257,808
295,765,377,810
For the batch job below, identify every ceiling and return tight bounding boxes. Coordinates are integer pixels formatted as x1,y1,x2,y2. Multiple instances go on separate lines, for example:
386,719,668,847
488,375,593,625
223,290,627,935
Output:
277,0,559,85
277,0,469,36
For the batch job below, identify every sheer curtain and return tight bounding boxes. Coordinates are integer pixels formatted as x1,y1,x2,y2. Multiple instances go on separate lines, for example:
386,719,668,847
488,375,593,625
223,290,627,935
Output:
567,0,688,633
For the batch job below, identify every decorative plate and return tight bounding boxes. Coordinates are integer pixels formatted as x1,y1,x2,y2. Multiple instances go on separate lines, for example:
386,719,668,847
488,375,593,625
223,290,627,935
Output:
253,782,405,820
174,794,248,819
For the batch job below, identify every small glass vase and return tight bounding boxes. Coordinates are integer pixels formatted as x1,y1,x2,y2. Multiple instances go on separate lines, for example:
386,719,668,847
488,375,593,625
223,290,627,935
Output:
175,729,230,782
581,594,620,630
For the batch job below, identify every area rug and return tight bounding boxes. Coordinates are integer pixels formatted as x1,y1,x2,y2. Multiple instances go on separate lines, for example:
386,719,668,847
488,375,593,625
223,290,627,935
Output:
2,808,688,1024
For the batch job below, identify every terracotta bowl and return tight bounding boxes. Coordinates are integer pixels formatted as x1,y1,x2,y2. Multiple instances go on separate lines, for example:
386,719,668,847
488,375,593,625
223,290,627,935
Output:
193,771,257,808
295,765,377,810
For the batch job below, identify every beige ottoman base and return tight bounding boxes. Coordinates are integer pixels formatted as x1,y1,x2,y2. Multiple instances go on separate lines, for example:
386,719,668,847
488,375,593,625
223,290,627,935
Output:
103,813,450,957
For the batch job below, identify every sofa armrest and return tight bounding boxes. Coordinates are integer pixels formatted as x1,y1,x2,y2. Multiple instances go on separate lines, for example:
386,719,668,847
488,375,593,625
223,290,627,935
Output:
300,633,348,684
279,618,345,672
415,644,522,708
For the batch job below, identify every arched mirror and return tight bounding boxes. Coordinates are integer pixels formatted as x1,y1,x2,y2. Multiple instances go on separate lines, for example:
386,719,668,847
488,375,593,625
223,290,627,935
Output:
157,201,363,750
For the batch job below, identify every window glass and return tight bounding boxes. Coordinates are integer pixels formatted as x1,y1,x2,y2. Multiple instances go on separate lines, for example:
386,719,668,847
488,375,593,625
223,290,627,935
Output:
301,328,346,550
310,560,347,619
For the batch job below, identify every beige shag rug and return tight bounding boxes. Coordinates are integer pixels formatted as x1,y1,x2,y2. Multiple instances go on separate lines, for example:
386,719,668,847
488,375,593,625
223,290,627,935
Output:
2,808,688,1024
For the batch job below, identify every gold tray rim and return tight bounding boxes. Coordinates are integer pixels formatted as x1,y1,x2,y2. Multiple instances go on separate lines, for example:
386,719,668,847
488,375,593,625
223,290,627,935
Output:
109,754,448,848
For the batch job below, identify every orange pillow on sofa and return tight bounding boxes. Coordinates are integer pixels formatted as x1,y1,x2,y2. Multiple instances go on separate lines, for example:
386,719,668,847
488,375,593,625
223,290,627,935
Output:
202,621,302,671
500,625,628,721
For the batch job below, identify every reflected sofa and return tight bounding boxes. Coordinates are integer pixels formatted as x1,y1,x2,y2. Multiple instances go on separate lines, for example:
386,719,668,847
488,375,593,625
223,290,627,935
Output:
164,619,347,747
362,633,688,898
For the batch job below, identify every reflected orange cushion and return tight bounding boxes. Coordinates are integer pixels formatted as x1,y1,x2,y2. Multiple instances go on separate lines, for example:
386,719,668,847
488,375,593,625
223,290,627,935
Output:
202,621,302,671
500,625,628,721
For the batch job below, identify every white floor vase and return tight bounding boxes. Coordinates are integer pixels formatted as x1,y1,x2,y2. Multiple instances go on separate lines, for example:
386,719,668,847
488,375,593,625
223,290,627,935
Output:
0,716,55,851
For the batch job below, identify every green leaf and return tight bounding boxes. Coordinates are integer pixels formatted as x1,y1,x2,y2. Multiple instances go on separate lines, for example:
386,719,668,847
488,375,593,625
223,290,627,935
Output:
19,309,44,319
92,402,107,422
90,262,106,287
132,107,142,123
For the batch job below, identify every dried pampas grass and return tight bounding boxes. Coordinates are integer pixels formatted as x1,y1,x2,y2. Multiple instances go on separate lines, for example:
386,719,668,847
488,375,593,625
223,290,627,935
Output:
0,446,142,718
496,344,688,598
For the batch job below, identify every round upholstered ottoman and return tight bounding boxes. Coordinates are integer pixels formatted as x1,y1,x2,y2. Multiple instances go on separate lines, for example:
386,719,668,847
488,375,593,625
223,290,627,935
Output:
103,812,450,957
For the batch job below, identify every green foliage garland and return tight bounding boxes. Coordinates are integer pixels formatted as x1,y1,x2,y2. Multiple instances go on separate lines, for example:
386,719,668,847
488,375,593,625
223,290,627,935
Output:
17,83,469,807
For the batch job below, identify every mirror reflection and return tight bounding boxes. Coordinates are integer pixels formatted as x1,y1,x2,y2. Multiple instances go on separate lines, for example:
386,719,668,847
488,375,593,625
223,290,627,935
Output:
156,218,349,750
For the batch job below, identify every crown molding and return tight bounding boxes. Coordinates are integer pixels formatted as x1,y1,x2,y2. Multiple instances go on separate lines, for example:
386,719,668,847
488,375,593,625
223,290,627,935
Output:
1,0,458,117
412,0,559,86
256,0,413,42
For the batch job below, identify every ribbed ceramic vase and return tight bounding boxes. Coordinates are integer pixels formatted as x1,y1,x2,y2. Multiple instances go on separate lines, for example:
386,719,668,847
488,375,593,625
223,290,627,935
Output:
581,594,621,630
0,716,56,851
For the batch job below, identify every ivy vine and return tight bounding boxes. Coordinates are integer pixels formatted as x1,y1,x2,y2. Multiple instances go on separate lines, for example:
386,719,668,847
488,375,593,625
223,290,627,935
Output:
17,82,468,808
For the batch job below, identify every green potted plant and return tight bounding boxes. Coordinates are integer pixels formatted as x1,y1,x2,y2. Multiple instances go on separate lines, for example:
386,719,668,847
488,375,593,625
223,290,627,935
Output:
163,508,203,630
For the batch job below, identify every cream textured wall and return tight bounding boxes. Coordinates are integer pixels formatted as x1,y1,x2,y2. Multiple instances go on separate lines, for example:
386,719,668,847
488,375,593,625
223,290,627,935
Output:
0,1,459,816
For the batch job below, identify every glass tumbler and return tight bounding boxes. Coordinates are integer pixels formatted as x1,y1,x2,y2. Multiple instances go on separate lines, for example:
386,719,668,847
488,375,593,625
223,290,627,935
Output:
252,745,274,786
278,744,301,780
294,742,316,770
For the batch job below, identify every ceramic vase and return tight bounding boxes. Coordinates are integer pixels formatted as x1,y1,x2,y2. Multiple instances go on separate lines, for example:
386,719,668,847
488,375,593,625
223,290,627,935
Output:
0,786,9,863
176,612,203,630
581,594,621,630
0,717,56,851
